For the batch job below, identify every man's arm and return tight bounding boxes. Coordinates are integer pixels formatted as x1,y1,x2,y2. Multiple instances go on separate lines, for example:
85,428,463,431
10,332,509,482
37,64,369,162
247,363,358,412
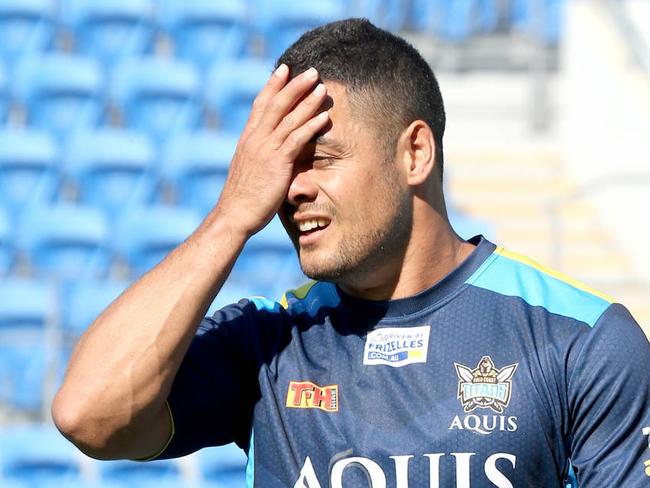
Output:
568,304,650,486
51,64,329,460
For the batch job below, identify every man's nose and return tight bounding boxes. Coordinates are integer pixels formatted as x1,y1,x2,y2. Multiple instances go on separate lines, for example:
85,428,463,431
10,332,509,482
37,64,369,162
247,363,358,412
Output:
286,166,318,206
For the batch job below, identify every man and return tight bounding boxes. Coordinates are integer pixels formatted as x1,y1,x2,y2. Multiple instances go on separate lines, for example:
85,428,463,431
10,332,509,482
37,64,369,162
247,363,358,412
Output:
53,19,650,487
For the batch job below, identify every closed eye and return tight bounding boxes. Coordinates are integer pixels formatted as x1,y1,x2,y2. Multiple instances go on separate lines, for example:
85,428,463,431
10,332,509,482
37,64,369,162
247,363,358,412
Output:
312,156,336,168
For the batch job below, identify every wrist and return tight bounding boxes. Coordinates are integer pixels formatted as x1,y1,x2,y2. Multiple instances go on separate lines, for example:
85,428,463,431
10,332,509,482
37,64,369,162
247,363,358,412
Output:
198,206,252,249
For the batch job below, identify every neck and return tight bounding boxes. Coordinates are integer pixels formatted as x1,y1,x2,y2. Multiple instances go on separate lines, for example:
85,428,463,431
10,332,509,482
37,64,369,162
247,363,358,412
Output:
338,198,476,301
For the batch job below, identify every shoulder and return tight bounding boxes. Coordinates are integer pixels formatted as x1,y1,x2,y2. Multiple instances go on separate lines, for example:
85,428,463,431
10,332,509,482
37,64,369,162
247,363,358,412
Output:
465,245,615,328
278,280,341,316
202,281,341,342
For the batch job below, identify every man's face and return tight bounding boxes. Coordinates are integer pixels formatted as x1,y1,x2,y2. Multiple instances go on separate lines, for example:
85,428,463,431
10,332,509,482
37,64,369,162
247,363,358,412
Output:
279,82,412,284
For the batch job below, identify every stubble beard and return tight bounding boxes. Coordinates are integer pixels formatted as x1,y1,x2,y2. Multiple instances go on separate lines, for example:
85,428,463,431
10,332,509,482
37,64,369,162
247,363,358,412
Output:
299,183,412,284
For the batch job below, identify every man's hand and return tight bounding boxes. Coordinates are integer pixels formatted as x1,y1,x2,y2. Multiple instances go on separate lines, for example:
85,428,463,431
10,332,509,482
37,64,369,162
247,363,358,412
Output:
216,64,329,237
52,64,329,461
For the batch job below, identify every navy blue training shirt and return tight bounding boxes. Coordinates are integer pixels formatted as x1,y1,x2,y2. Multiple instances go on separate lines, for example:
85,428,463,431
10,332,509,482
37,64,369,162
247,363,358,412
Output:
157,236,650,487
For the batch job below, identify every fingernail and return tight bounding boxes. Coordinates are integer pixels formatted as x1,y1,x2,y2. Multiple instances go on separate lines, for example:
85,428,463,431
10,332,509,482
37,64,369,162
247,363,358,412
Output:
314,83,325,96
305,67,318,80
317,111,329,121
274,64,288,77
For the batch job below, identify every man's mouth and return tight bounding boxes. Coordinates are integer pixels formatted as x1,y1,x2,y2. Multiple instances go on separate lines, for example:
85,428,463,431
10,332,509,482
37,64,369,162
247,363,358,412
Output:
294,217,332,244
297,218,330,234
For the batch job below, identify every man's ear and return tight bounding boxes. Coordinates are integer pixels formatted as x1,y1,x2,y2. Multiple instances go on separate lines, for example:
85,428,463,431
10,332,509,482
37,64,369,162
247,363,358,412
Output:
397,120,436,187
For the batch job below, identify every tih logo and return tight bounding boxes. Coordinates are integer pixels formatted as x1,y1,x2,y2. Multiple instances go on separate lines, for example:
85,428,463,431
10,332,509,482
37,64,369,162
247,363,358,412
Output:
286,381,339,412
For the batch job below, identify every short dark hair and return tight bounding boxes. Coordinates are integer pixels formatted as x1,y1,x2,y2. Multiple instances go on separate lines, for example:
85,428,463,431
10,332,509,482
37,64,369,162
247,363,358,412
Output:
276,18,446,179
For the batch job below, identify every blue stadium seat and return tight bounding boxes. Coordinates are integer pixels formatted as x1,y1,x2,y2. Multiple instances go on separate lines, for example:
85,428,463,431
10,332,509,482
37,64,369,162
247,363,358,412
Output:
13,53,104,138
205,58,272,133
511,0,563,45
411,0,478,40
544,0,564,45
349,0,409,31
0,277,54,330
254,0,344,58
62,279,129,340
0,340,50,411
38,481,124,488
194,443,247,488
98,459,184,488
442,0,477,41
114,205,201,276
206,281,259,316
0,278,55,410
160,0,249,68
98,480,191,488
0,424,83,487
64,128,156,217
0,0,56,67
475,0,497,33
111,57,201,142
410,0,435,32
61,0,156,66
0,479,28,488
0,128,58,213
232,216,303,298
18,204,111,280
0,206,16,274
162,130,237,213
0,62,9,122
510,0,528,31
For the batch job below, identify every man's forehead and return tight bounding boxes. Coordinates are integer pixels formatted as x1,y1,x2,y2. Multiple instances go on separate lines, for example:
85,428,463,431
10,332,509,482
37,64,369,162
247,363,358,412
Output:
310,81,360,152
311,78,378,131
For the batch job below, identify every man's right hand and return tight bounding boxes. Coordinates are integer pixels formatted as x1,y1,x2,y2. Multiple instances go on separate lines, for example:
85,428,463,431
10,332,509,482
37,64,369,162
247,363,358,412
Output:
51,63,329,461
216,64,329,237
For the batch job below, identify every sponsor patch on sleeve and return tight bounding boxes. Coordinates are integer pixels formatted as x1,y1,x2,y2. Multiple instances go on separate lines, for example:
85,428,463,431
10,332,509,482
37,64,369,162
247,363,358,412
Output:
286,381,339,412
363,326,430,367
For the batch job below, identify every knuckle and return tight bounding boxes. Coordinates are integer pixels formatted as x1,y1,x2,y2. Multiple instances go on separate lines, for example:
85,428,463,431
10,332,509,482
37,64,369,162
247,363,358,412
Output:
281,113,295,129
251,96,264,110
269,99,283,113
286,131,303,146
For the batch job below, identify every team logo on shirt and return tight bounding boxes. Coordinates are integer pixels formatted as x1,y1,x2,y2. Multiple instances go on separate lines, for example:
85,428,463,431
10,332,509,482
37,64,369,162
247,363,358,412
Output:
454,356,518,413
363,326,430,367
286,381,339,412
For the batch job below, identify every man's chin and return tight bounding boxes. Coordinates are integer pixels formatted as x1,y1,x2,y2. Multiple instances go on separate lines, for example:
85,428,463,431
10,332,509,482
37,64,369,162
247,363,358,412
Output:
298,256,346,282
301,269,343,282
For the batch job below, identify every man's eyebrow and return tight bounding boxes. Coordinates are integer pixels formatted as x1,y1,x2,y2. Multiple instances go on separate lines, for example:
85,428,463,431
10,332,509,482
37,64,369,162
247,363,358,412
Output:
311,135,348,153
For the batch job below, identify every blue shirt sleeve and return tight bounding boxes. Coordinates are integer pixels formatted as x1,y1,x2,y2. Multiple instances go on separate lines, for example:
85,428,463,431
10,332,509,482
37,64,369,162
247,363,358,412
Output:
157,298,285,458
568,303,650,486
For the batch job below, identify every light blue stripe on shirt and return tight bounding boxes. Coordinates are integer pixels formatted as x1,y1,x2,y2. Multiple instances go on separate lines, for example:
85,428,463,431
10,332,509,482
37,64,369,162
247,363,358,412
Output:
466,252,611,327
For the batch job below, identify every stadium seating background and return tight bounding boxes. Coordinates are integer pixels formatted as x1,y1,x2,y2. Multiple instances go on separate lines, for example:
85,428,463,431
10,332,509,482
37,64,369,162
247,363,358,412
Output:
0,1,567,487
